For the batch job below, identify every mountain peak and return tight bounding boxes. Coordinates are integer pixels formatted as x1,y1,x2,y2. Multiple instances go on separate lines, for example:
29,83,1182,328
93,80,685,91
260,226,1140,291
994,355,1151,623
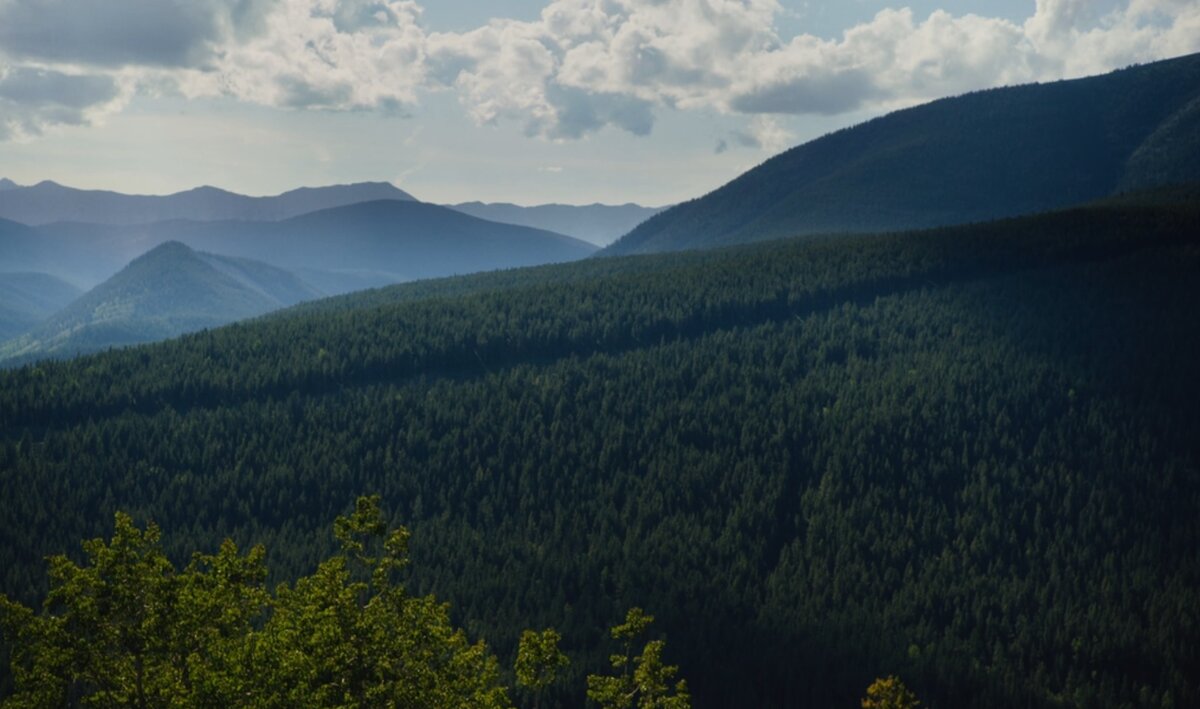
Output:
0,178,19,191
178,185,238,197
141,240,195,258
278,181,417,202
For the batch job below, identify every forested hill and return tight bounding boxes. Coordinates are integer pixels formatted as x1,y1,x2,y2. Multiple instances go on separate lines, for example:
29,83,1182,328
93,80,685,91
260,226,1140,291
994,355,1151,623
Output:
0,242,321,366
603,52,1200,256
2,199,1199,708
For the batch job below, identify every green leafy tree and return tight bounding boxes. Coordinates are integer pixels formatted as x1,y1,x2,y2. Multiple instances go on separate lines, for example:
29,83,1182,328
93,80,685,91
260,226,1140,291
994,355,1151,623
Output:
862,675,921,709
0,512,268,708
515,628,569,709
0,496,512,708
242,495,511,708
586,608,690,709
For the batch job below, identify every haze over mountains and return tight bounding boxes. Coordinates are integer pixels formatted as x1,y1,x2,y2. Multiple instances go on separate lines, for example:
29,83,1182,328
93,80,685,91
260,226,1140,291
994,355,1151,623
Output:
3,30,1200,709
448,201,665,246
13,200,596,290
604,52,1200,255
0,180,416,226
0,178,661,246
0,241,321,365
4,187,1199,707
0,181,613,363
0,272,80,341
4,53,1200,367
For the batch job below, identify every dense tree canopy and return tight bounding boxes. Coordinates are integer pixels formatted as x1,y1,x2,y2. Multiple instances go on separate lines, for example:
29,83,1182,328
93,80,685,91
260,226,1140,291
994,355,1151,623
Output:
2,199,1199,707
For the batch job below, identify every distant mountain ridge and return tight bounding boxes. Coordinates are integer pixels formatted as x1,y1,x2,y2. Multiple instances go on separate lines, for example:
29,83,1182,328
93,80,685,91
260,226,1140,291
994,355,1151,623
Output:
4,200,598,292
0,180,416,226
604,51,1200,255
447,201,665,246
0,241,322,365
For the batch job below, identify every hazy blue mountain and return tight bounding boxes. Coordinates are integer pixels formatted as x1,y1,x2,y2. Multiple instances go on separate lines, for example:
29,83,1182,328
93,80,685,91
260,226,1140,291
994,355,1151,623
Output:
35,200,599,291
0,241,320,364
1,215,156,287
0,178,19,191
0,217,59,275
447,201,665,246
0,180,416,226
604,51,1200,256
0,272,82,340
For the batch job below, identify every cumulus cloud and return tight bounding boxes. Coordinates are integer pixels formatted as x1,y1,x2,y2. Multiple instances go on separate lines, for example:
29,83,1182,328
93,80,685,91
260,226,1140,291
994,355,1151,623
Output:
175,0,427,110
419,0,1200,139
718,115,793,154
0,0,1199,143
0,64,127,140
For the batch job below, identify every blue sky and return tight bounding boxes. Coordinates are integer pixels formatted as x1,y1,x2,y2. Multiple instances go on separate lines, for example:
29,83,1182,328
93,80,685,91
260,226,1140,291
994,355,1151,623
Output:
0,1,1195,206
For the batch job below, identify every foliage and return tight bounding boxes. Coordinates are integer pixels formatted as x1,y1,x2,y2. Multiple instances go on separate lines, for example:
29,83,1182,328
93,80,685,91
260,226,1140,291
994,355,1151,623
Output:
0,497,511,708
516,629,569,708
586,609,690,709
862,676,920,709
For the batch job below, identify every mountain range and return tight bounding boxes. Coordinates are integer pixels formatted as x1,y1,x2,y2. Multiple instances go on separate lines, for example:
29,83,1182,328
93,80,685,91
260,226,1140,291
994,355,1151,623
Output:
0,180,416,226
0,178,662,247
5,53,1199,368
1,198,599,363
15,200,597,290
604,51,1200,255
3,187,1199,707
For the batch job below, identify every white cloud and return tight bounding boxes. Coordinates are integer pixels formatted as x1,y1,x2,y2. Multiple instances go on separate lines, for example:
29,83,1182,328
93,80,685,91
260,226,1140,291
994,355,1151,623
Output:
420,0,1200,139
177,0,427,110
1,0,1199,143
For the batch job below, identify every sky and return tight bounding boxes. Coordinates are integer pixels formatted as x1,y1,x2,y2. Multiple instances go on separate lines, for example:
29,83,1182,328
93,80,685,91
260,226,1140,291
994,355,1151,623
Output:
0,0,1197,206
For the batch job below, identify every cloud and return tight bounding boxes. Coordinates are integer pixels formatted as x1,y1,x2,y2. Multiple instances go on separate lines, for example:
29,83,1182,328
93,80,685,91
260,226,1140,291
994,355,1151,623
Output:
0,0,277,68
421,0,1200,139
718,116,794,154
175,0,427,111
425,0,784,138
1,0,1199,143
0,65,126,140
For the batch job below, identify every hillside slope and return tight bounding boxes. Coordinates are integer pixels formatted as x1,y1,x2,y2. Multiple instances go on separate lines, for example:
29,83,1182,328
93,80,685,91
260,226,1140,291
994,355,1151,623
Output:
0,242,320,364
605,51,1200,255
0,272,81,340
2,199,1198,707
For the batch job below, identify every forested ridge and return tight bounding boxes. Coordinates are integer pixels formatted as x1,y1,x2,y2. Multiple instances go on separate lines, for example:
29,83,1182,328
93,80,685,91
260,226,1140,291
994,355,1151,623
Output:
2,197,1200,707
604,52,1200,255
